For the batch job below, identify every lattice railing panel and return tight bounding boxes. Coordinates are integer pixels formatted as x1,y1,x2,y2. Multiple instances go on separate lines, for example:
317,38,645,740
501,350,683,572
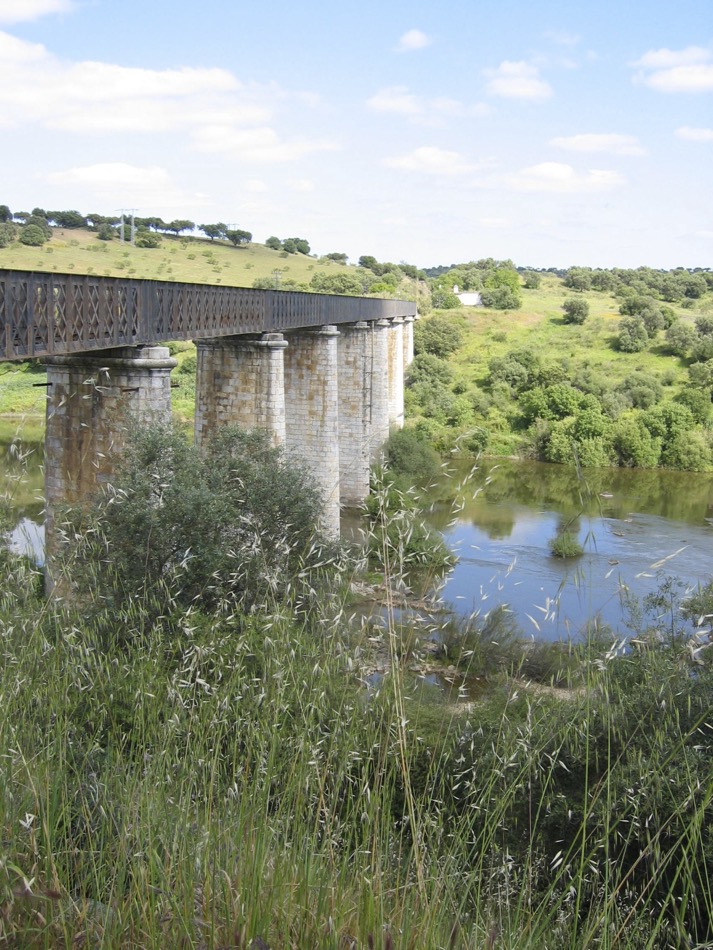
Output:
0,270,417,361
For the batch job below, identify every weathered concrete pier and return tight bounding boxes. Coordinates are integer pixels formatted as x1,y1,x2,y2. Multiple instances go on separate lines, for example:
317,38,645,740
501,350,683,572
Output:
0,270,417,540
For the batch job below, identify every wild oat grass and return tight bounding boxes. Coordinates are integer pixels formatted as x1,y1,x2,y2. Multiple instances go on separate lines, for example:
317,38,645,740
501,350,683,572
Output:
1,434,712,948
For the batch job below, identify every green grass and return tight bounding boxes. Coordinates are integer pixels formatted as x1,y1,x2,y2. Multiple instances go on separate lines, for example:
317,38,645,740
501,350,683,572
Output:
0,227,355,287
455,276,692,395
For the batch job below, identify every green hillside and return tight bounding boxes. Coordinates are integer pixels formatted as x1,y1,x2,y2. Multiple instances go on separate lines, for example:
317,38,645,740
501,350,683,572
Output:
0,226,353,287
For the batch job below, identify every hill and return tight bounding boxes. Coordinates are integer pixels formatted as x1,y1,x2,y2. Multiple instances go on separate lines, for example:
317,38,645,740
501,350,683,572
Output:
0,226,354,288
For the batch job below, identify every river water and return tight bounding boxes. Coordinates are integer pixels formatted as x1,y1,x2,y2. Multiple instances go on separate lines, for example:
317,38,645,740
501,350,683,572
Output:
2,435,712,639
422,458,713,640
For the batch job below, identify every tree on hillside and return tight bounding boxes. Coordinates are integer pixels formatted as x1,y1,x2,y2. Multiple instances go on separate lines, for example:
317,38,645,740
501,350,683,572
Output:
282,237,310,255
226,229,252,247
265,236,282,250
0,205,11,223
135,228,161,248
48,210,86,229
310,272,363,295
0,223,17,247
24,214,52,240
522,270,541,289
618,317,649,353
325,252,348,263
564,267,593,291
165,219,195,236
19,224,48,246
136,217,167,232
562,297,589,325
200,223,227,241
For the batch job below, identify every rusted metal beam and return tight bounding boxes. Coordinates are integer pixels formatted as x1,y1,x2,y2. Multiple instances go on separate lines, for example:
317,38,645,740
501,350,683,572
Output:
0,269,418,362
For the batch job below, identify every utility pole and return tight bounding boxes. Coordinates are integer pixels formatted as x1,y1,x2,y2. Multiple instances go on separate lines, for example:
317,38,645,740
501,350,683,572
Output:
117,208,138,245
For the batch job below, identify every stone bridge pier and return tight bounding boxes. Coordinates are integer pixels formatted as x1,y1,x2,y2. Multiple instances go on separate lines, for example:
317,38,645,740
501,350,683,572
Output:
43,345,177,587
193,317,407,535
41,316,409,562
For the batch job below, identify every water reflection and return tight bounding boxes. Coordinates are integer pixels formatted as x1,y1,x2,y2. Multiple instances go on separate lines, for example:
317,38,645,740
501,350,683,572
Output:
424,458,713,640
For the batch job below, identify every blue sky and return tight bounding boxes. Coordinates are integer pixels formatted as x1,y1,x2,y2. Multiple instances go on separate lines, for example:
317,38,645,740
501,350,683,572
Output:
1,0,711,269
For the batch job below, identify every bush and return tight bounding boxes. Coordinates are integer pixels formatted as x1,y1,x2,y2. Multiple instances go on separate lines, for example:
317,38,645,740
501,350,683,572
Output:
0,222,17,247
611,413,662,467
65,424,334,617
480,285,522,309
562,297,589,324
414,314,465,357
19,223,47,246
135,229,161,248
384,427,441,484
617,316,649,352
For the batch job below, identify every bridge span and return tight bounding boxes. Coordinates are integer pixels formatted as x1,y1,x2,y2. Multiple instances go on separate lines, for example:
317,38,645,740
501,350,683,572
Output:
0,270,417,549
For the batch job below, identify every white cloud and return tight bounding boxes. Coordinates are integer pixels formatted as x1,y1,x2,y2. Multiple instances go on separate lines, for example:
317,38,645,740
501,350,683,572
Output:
633,46,713,93
550,133,646,156
0,30,333,166
505,162,625,193
480,217,510,228
634,46,710,69
367,86,420,116
367,85,488,122
676,126,713,141
485,61,553,100
45,163,203,209
384,146,477,176
191,125,338,163
395,29,431,53
244,179,269,193
0,0,74,23
543,30,581,47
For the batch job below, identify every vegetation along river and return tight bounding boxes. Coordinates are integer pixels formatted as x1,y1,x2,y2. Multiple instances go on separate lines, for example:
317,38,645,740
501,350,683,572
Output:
2,433,712,640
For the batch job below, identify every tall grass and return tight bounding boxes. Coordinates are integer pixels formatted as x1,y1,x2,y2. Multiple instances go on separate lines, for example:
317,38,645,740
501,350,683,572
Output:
1,439,712,948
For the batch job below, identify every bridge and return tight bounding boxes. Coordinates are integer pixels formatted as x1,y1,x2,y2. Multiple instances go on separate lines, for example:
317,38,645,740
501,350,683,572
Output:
0,269,417,551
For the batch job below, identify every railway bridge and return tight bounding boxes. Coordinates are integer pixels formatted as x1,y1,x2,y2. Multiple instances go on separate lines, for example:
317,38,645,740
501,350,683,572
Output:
0,269,417,543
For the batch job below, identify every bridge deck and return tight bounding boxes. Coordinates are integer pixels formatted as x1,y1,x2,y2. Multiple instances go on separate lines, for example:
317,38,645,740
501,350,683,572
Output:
0,269,417,361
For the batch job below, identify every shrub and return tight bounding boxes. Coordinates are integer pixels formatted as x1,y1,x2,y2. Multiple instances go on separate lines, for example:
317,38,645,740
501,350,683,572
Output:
562,297,589,324
611,413,662,467
384,428,441,484
480,285,522,309
550,530,583,557
135,229,161,248
414,314,465,357
65,423,334,617
0,222,17,247
19,223,47,246
617,316,649,352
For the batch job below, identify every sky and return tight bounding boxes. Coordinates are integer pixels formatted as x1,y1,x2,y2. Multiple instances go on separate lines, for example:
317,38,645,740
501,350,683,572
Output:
0,0,711,270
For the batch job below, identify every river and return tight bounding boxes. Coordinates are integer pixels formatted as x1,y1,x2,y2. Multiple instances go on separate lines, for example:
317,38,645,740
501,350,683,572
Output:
422,458,713,640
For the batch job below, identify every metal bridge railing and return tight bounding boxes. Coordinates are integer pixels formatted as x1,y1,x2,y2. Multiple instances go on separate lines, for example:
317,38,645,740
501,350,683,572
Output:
0,270,418,361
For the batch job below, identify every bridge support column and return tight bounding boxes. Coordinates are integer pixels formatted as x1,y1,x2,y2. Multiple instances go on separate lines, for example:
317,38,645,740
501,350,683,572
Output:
387,317,405,430
44,345,176,587
283,325,340,536
403,314,415,369
368,319,391,462
337,322,371,506
194,333,287,451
